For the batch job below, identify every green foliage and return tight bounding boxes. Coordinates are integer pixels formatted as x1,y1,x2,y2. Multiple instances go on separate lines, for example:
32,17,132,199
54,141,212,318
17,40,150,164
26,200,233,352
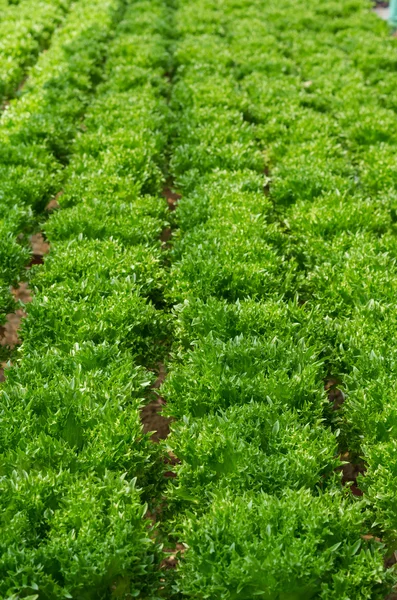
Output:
1,342,161,490
175,489,391,599
168,402,339,506
163,0,397,594
0,470,161,599
0,0,172,596
3,0,397,593
164,329,324,418
0,0,125,324
24,239,169,359
0,0,72,104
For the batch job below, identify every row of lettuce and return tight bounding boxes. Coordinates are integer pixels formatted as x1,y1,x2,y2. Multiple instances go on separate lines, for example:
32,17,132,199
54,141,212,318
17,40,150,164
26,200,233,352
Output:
259,0,397,551
161,0,397,597
0,0,74,105
0,0,173,597
0,0,122,328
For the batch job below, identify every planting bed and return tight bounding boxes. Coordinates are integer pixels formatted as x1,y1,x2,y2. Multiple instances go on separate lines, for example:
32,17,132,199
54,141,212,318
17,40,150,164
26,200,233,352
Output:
1,0,397,597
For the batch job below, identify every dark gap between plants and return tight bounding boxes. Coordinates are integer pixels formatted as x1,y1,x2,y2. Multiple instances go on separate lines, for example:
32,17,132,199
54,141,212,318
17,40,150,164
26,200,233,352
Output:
1,75,28,113
160,183,181,246
139,39,179,448
140,180,181,445
141,362,172,442
324,375,366,496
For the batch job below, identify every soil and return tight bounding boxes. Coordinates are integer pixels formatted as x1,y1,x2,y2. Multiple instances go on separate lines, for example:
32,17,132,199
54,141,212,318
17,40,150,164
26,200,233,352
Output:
325,377,345,410
338,452,365,496
0,282,31,347
160,226,172,244
30,232,50,265
0,233,49,381
141,363,173,442
141,396,172,441
324,379,366,496
46,190,63,212
161,543,186,569
162,185,181,211
0,283,31,381
141,185,183,571
141,186,179,440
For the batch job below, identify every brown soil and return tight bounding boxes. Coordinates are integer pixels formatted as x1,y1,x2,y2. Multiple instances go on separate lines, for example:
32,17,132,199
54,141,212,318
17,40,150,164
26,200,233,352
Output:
325,377,345,410
0,233,49,381
30,232,50,265
161,543,186,569
162,185,181,211
0,283,31,381
160,185,181,246
0,282,32,347
160,227,172,243
141,396,172,441
46,190,63,212
325,378,365,495
141,363,173,442
142,186,179,440
143,182,181,570
338,452,365,497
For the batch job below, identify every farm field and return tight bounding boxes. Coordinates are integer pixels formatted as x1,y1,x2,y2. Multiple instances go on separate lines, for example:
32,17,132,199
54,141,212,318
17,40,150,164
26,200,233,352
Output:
1,0,397,597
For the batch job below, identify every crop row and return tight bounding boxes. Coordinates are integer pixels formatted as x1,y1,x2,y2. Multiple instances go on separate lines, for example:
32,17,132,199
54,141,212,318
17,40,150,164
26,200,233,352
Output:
162,0,397,597
258,0,397,568
0,0,172,597
240,0,397,555
0,0,73,106
0,0,127,329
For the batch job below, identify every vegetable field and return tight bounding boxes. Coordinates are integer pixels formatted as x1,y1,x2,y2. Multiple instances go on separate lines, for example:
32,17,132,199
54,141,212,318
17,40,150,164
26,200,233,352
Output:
1,0,397,597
